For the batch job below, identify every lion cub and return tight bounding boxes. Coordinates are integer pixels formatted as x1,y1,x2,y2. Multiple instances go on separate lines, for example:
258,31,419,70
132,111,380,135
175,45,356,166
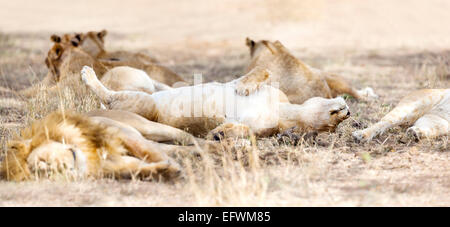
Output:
0,109,205,181
81,66,351,138
241,38,378,104
353,89,449,142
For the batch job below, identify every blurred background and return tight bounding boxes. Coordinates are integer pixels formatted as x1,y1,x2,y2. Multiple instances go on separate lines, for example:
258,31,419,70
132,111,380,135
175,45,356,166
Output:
1,0,450,51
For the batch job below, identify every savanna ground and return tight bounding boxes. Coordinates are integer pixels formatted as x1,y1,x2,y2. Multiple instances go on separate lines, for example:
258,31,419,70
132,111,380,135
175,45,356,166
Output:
0,0,449,206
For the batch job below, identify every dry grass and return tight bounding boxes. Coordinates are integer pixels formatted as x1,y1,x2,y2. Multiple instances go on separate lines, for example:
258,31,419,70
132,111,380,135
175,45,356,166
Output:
0,0,449,206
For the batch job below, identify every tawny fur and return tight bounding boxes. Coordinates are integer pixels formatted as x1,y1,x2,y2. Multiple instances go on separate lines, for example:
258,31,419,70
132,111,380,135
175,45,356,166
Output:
70,30,159,64
52,30,184,85
20,32,185,97
0,110,206,181
241,38,378,104
82,66,351,138
72,30,184,85
100,66,172,94
353,89,449,142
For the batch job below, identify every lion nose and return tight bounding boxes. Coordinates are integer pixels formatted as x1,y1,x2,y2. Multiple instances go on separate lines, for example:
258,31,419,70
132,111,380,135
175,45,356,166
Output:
346,110,351,116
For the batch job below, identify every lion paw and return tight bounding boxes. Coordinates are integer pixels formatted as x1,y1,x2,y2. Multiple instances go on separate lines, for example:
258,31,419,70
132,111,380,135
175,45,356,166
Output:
207,123,251,141
352,130,369,143
235,81,259,96
158,160,183,180
80,66,97,85
357,87,379,100
406,127,422,142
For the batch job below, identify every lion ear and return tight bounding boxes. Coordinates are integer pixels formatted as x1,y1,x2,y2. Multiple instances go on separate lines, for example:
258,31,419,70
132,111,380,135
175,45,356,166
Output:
7,140,29,154
70,36,80,47
246,37,255,47
50,35,61,43
273,40,284,48
55,46,62,57
50,44,63,59
256,67,271,79
74,33,82,41
97,30,107,40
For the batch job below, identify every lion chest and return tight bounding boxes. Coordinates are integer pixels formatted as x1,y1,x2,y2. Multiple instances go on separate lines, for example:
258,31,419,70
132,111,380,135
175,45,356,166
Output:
151,83,280,135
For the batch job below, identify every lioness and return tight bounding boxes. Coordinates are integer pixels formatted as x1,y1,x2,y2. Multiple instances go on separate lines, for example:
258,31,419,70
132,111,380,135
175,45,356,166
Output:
81,66,351,138
71,30,159,64
20,41,110,97
50,30,158,64
240,38,378,104
49,31,184,86
1,109,204,181
353,89,449,142
20,39,180,96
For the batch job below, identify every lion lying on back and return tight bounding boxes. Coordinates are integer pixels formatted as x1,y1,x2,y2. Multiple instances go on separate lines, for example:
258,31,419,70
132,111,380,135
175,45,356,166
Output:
81,66,351,139
1,109,207,181
240,38,378,104
353,89,449,142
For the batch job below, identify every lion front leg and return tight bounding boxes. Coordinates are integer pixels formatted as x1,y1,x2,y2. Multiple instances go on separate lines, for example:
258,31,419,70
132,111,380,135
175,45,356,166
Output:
234,67,272,96
88,110,200,145
102,155,181,180
81,66,159,120
353,90,442,143
407,114,449,140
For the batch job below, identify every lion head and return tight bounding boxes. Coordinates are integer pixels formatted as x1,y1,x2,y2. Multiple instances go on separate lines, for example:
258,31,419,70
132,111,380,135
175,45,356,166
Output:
77,30,108,57
45,42,67,82
246,37,287,58
45,35,107,82
281,96,350,133
49,30,107,57
26,141,83,178
301,96,350,132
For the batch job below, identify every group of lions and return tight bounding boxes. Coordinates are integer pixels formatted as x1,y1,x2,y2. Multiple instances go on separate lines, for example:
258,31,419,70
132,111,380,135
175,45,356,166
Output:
1,30,448,181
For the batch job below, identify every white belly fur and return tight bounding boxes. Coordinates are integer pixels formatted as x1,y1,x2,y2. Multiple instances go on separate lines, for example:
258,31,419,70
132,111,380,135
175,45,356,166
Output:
430,89,450,122
151,82,281,133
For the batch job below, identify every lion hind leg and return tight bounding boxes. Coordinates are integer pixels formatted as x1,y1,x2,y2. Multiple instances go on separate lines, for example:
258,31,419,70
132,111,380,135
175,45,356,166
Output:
325,74,378,100
407,114,449,140
356,87,379,99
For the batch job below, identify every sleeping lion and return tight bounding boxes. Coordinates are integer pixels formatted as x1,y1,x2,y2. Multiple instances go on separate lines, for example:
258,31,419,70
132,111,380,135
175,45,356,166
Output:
353,89,449,142
240,38,378,104
81,66,351,138
1,109,204,181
